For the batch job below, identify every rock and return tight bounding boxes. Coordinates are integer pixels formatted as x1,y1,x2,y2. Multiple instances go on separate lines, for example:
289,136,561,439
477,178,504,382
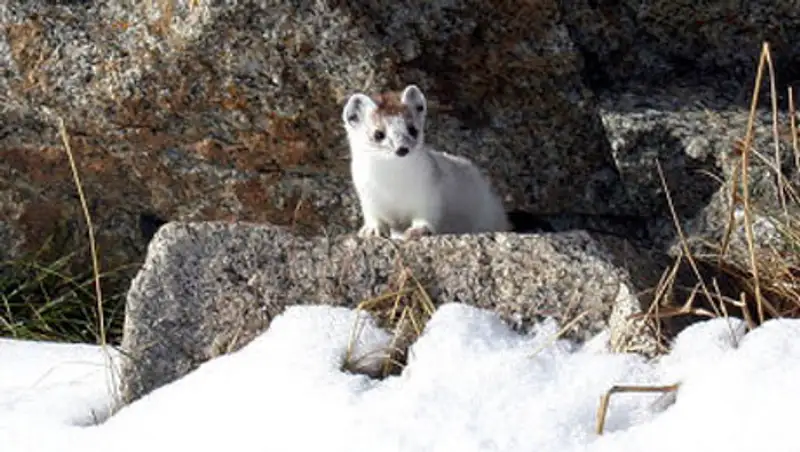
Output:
0,0,625,309
599,83,726,221
560,0,800,86
607,282,662,356
119,222,665,405
0,221,22,286
0,221,21,261
597,80,800,249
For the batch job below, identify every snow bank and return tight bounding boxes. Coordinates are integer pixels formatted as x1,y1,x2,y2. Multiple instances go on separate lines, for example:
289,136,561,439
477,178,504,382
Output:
2,303,799,452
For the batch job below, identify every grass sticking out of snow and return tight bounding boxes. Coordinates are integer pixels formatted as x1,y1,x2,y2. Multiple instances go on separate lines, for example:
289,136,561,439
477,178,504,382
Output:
3,303,800,452
345,259,437,379
645,42,800,339
602,42,800,435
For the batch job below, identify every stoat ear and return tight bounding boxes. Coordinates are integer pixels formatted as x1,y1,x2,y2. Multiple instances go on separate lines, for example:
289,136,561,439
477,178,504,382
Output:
401,84,427,117
342,93,376,128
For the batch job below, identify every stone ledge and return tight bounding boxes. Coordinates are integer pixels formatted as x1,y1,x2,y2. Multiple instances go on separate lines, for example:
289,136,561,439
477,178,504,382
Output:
119,221,664,405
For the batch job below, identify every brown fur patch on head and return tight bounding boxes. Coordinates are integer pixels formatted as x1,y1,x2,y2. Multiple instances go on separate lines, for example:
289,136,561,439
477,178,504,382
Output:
370,91,407,116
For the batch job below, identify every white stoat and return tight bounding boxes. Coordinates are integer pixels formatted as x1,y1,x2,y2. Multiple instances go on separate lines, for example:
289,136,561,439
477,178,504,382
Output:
341,84,510,240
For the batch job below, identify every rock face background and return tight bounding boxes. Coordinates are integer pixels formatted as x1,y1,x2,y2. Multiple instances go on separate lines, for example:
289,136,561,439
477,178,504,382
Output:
0,0,609,301
3,0,798,282
561,0,800,87
2,0,799,403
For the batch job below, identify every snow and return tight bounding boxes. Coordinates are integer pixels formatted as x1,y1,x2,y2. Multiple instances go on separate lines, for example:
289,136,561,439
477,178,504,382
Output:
0,338,121,450
2,302,800,452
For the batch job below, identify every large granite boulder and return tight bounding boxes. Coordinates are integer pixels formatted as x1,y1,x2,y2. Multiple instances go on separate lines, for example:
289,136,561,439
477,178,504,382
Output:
118,222,665,405
0,0,623,304
597,80,800,248
561,0,800,86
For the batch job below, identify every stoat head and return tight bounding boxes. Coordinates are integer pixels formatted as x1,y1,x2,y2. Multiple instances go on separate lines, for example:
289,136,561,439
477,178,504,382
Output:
342,84,428,158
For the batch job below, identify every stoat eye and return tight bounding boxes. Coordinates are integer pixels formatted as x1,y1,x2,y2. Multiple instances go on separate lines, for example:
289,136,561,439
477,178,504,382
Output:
407,125,418,138
373,130,386,141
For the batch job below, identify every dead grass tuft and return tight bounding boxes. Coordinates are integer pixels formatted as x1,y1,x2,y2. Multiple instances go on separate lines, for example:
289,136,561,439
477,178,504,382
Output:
648,42,800,331
597,41,800,435
343,255,436,380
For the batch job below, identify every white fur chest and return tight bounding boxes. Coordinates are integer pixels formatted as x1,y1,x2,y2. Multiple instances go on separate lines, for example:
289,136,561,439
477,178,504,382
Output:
351,150,439,228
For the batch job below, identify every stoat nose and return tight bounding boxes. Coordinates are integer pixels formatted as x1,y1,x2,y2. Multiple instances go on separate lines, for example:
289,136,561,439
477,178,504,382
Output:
395,147,409,157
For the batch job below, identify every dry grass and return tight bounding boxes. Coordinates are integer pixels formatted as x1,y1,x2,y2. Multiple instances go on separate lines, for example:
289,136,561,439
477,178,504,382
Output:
650,42,800,330
341,255,602,380
57,118,122,418
595,384,680,435
342,255,436,379
596,41,800,435
57,119,106,349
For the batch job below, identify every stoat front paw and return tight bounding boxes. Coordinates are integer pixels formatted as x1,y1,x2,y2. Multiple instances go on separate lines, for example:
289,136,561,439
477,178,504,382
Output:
403,225,433,240
358,224,385,238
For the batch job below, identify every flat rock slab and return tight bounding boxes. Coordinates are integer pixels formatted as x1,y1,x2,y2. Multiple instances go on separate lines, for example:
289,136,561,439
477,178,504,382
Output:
119,222,664,405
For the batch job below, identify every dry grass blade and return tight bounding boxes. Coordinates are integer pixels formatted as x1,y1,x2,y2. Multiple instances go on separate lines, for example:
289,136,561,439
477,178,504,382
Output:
404,268,437,318
381,306,412,377
58,118,121,413
527,309,591,358
631,257,684,353
763,44,788,218
655,160,716,311
355,288,416,311
595,384,680,435
720,44,769,260
747,150,800,207
739,292,755,330
57,119,105,347
739,43,772,323
344,307,370,365
790,87,799,172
